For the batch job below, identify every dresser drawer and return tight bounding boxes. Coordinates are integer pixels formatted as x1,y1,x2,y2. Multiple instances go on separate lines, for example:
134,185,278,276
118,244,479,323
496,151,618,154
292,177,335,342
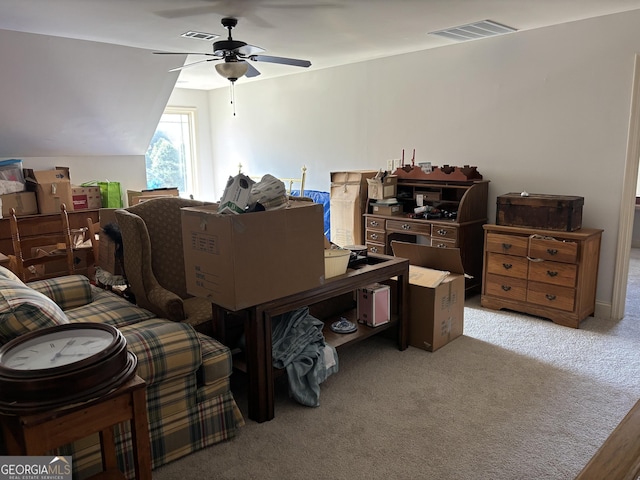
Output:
528,260,577,287
431,238,456,249
366,230,386,244
386,219,431,236
486,232,528,256
485,274,527,301
526,281,575,312
486,252,528,279
528,236,578,263
431,224,458,242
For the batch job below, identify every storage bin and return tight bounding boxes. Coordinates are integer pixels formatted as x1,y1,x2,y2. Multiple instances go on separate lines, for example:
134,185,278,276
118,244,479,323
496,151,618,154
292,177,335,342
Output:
0,159,26,194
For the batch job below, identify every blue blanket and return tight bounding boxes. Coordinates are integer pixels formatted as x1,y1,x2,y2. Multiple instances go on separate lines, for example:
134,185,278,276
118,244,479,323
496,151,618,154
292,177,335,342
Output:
271,307,339,407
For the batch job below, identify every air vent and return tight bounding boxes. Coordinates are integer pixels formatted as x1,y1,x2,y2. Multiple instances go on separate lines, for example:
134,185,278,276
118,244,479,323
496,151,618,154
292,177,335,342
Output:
181,31,219,42
429,20,516,42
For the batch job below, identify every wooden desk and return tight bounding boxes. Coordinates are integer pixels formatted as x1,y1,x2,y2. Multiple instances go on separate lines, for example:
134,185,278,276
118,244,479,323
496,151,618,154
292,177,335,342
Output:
0,375,152,480
224,253,409,423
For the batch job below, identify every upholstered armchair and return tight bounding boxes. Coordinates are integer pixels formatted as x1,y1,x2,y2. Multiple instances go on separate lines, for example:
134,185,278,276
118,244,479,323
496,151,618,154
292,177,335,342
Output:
114,197,216,333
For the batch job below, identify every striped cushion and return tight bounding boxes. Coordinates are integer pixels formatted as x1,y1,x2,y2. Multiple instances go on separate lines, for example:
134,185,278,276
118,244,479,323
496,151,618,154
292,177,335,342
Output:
28,275,94,310
0,278,69,344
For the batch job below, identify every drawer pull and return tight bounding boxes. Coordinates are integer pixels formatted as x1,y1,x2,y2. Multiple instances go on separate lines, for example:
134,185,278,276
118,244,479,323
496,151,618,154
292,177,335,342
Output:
436,228,448,236
501,285,512,292
501,243,512,250
545,294,557,301
502,263,513,270
370,220,379,227
546,271,558,277
547,248,558,256
370,246,378,253
371,233,378,240
435,243,447,248
402,224,411,230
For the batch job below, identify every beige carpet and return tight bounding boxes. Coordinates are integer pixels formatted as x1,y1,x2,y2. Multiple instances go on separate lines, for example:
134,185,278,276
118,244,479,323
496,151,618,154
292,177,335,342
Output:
153,250,640,480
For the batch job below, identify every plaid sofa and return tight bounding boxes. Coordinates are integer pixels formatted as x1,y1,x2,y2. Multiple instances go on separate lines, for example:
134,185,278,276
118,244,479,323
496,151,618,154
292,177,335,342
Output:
0,267,244,479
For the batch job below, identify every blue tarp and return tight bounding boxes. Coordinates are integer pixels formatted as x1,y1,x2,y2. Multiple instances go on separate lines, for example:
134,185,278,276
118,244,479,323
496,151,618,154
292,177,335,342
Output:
291,189,331,240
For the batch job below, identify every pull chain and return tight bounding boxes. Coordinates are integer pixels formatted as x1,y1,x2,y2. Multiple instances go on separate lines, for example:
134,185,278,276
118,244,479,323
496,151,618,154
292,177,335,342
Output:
229,82,238,116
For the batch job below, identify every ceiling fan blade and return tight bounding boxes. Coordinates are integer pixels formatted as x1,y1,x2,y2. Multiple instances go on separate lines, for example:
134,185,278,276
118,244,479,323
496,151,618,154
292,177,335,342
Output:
235,44,266,56
169,58,220,72
153,51,217,56
249,55,311,68
245,62,261,78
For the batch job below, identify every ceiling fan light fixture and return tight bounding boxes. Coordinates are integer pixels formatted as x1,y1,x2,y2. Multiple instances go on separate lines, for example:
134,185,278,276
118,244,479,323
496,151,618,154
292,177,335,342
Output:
215,61,249,81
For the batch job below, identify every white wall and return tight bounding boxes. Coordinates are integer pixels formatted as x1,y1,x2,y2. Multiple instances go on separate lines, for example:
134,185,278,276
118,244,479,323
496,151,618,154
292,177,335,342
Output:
169,9,640,317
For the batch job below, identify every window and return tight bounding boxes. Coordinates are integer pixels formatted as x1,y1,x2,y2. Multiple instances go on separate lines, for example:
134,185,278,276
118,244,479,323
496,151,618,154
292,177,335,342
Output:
145,107,197,197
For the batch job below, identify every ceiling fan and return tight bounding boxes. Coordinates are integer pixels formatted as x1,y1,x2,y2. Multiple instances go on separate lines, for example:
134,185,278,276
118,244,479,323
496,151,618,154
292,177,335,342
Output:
153,17,311,83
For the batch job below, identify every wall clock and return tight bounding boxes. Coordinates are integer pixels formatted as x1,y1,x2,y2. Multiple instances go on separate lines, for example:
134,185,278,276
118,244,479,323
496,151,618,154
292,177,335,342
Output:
0,323,137,413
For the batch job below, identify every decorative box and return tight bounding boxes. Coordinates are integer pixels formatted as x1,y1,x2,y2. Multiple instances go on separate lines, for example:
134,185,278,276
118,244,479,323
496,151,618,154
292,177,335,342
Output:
496,193,584,232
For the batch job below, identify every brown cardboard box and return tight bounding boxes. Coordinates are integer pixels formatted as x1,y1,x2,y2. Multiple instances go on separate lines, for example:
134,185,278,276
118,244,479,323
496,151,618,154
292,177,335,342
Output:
1,191,38,217
127,187,179,206
98,233,123,275
24,168,74,214
329,170,377,247
182,201,325,311
371,202,402,216
29,244,91,278
72,185,102,210
391,241,466,352
367,175,398,200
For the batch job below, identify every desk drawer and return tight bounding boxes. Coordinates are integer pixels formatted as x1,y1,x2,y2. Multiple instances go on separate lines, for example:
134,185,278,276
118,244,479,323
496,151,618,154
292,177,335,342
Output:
366,242,385,255
486,252,528,279
431,224,458,242
366,217,385,230
528,260,577,287
366,230,386,243
485,274,527,301
431,238,456,249
486,232,528,256
527,281,575,311
386,219,431,236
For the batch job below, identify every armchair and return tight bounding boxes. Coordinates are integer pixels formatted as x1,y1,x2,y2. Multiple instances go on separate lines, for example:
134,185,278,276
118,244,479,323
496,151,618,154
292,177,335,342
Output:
114,197,216,334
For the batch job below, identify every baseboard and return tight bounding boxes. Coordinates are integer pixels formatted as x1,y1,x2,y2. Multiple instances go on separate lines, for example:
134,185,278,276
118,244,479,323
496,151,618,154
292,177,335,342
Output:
594,300,613,320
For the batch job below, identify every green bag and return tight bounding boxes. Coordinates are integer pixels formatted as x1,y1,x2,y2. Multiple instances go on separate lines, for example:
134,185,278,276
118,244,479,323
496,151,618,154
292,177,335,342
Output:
97,181,123,208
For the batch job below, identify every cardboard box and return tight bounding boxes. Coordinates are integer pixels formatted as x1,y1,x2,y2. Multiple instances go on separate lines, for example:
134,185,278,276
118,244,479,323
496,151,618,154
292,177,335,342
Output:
98,233,124,275
24,168,74,214
367,175,398,200
371,202,402,216
219,174,253,214
329,170,377,248
182,201,325,311
357,283,391,327
72,185,102,210
1,191,38,217
29,244,91,278
391,241,465,352
127,187,179,206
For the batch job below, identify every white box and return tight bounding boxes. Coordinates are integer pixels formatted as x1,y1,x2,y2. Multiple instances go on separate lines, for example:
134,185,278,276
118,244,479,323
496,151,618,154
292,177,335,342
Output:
357,283,390,327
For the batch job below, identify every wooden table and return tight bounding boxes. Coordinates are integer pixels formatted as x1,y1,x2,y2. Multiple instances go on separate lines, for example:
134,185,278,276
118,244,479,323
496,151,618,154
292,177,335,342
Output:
0,375,152,480
223,253,409,423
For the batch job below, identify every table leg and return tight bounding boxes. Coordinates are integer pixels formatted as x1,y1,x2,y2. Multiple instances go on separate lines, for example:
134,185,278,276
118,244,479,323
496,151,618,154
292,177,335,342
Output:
244,307,275,423
397,271,409,350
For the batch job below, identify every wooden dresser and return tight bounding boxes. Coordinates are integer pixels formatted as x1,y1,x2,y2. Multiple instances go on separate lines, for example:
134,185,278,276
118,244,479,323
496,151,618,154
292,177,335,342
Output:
480,224,603,328
364,178,489,293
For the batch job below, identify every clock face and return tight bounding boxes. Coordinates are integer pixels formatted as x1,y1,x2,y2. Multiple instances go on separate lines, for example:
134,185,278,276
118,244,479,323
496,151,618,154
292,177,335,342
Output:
2,328,115,370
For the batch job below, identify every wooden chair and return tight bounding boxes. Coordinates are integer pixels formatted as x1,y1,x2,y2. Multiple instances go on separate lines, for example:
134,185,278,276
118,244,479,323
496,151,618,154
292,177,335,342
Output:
9,204,75,282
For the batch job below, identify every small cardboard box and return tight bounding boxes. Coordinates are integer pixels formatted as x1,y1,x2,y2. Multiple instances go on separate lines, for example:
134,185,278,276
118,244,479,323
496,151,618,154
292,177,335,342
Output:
367,175,398,200
391,241,465,352
98,233,123,275
182,201,325,311
72,185,102,210
126,187,179,206
1,191,38,217
329,170,377,247
218,174,254,215
357,283,391,327
24,168,74,214
371,202,402,216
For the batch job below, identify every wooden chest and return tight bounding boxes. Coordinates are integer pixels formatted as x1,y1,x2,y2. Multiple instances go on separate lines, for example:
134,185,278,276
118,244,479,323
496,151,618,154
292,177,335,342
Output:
496,193,584,231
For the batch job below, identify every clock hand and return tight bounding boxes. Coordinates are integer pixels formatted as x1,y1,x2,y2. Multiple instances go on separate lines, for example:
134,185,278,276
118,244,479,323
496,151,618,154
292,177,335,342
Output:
50,339,76,362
